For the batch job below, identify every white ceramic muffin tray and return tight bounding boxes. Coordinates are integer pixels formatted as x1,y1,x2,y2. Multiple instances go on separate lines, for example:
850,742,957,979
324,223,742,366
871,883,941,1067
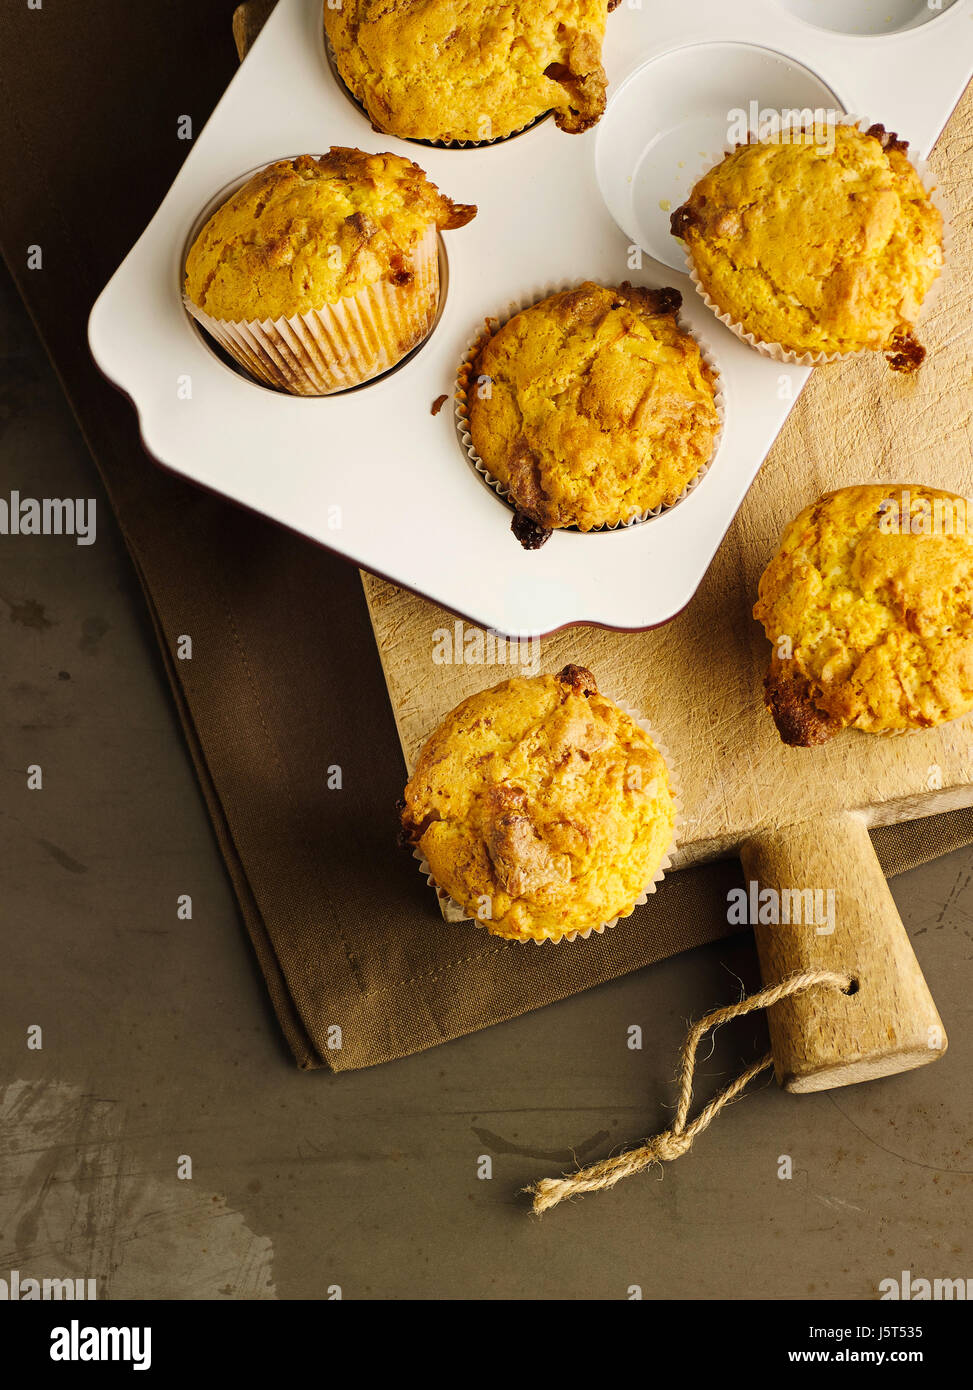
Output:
89,0,973,637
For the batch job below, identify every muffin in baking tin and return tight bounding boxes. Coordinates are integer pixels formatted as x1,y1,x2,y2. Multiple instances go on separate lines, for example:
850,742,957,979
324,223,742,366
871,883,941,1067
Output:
754,484,973,744
399,664,677,943
463,282,721,543
324,0,618,144
671,122,944,368
184,148,475,394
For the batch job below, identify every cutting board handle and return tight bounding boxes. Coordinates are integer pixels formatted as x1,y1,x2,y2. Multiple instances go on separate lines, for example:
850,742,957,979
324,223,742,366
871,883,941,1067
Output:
740,811,947,1094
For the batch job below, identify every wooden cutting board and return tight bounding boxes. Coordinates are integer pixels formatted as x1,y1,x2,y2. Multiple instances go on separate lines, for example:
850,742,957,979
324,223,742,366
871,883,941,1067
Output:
361,84,973,1093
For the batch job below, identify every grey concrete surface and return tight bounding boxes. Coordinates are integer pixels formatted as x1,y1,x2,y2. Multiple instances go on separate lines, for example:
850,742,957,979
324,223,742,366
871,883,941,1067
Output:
1,267,971,1301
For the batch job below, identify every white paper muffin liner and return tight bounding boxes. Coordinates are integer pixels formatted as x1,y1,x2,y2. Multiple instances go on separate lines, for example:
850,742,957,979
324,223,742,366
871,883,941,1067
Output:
184,224,439,396
410,693,683,944
454,280,726,533
323,31,541,149
675,115,950,368
871,712,971,740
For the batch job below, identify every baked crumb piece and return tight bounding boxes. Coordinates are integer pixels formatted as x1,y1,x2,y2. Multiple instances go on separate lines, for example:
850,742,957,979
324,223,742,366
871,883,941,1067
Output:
556,664,598,696
512,510,552,550
886,330,926,374
764,664,842,747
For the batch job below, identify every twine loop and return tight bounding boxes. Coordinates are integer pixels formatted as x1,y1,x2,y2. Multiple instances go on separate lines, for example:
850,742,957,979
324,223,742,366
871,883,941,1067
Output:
527,968,853,1215
649,1132,694,1161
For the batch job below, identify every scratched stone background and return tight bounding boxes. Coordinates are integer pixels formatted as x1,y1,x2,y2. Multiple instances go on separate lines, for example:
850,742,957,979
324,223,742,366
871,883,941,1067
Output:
1,265,971,1300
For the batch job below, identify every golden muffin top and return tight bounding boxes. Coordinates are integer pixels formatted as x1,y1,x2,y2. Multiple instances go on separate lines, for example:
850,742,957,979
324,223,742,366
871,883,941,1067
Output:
400,665,677,942
184,149,475,322
465,283,720,537
324,0,614,143
671,123,944,362
754,485,973,743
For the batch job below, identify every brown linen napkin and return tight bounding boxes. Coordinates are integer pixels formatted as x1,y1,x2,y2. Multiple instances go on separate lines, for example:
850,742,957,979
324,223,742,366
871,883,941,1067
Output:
1,0,970,1072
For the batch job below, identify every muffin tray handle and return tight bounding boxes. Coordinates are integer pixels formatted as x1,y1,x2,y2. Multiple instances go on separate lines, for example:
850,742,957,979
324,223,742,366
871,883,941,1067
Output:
741,811,947,1092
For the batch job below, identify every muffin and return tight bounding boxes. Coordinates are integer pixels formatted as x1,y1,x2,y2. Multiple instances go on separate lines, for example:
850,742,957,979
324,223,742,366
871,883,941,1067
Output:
399,664,677,942
754,485,973,745
671,123,944,368
184,149,475,394
324,0,617,144
463,283,721,544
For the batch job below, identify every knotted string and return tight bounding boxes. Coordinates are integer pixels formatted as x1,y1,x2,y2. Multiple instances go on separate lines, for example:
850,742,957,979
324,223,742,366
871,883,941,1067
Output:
527,968,854,1215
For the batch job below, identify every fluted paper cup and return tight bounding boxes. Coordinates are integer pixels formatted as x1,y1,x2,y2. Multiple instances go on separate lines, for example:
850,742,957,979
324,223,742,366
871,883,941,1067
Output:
412,696,682,944
675,116,949,369
455,280,725,534
185,224,439,396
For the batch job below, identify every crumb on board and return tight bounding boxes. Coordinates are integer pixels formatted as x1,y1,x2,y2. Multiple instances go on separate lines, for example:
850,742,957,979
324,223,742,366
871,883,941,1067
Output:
431,394,448,416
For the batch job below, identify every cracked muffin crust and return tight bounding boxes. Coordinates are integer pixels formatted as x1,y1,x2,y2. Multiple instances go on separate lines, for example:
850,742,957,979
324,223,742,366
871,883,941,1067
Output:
465,282,720,533
184,149,475,322
754,485,973,744
324,0,617,143
399,665,677,942
671,123,944,363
